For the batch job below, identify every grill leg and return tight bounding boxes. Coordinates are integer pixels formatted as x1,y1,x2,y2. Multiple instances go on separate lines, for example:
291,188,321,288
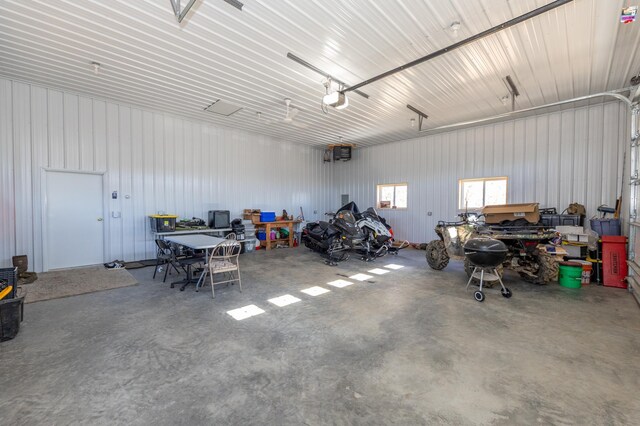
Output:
479,269,485,292
495,268,507,291
465,267,479,290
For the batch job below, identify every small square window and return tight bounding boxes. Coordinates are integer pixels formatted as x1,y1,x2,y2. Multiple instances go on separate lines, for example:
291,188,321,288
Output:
376,183,407,209
458,177,508,210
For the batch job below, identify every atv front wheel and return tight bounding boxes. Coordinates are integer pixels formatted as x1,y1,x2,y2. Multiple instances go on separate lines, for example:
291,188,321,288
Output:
425,240,449,270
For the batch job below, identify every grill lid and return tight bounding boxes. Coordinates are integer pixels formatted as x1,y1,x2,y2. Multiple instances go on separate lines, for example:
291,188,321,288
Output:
464,237,508,253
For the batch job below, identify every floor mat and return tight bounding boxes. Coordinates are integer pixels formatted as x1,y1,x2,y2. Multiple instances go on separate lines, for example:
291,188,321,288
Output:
123,259,157,269
21,266,138,303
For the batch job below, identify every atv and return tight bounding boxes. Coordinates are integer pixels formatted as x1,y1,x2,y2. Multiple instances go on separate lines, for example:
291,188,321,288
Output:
426,215,559,284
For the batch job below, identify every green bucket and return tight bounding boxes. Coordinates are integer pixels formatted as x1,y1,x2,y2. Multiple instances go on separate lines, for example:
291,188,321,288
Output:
558,262,582,288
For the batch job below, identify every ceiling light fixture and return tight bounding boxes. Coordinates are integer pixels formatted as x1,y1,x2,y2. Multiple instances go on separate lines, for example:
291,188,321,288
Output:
450,21,461,34
503,75,520,111
407,104,429,131
321,78,349,112
323,91,349,110
90,61,101,75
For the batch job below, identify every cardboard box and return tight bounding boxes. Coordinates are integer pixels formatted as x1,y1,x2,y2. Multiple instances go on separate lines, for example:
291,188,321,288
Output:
556,225,588,242
251,213,261,224
243,209,260,220
556,225,584,235
482,203,540,224
566,234,589,243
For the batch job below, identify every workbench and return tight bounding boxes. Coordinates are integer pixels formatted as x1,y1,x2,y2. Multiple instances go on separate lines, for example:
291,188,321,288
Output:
253,220,301,250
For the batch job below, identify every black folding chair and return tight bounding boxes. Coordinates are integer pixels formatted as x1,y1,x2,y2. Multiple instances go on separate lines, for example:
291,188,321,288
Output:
153,239,183,282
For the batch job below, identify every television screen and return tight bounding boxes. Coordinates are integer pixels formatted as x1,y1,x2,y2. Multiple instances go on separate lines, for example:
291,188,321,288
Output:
333,145,351,161
208,210,230,229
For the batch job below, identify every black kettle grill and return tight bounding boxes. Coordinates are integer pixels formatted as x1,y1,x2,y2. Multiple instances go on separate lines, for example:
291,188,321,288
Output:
463,238,511,302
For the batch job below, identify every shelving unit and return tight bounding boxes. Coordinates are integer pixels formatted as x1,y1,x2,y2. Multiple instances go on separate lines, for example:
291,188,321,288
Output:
253,220,301,250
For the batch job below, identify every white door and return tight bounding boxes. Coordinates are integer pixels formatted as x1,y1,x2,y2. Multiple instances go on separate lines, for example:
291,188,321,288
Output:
45,171,104,270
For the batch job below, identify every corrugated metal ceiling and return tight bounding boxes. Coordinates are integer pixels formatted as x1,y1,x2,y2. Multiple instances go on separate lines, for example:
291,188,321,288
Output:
0,0,638,148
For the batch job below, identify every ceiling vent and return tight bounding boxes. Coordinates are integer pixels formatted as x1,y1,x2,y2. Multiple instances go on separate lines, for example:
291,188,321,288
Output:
204,100,243,116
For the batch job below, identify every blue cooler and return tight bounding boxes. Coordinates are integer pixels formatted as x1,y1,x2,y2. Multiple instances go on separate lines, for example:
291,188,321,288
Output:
260,212,276,222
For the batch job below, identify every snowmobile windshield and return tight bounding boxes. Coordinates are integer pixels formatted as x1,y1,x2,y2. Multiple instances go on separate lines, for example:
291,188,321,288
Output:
362,207,381,220
334,210,357,224
336,202,360,215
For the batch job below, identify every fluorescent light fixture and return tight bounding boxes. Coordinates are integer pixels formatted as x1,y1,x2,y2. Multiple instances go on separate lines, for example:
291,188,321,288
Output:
322,92,349,109
268,294,301,307
327,279,353,288
349,273,373,281
301,286,330,296
227,304,265,321
384,264,404,270
368,268,390,275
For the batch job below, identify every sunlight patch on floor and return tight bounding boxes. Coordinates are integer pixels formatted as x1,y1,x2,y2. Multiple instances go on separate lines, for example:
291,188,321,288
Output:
301,286,330,296
327,279,354,288
268,294,302,307
227,304,265,320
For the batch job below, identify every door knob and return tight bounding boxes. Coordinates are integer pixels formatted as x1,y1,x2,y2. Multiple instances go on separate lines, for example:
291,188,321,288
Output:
97,218,104,222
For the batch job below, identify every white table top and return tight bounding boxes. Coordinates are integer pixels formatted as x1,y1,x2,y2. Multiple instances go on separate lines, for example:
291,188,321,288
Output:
164,234,227,250
154,228,231,237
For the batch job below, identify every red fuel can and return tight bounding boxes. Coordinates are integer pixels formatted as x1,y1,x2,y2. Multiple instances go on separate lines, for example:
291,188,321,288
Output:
602,236,628,288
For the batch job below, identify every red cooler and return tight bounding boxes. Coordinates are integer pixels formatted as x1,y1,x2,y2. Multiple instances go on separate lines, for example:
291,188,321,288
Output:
602,236,628,288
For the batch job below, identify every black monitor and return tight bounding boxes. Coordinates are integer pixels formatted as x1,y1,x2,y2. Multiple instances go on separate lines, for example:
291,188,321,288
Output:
208,210,230,229
333,145,352,161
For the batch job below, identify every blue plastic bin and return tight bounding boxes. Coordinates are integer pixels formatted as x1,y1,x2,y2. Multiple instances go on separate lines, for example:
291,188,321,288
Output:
590,219,621,236
260,212,276,222
257,231,267,240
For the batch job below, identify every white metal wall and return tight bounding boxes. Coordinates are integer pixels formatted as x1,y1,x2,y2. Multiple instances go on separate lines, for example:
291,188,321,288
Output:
0,78,331,271
330,102,628,243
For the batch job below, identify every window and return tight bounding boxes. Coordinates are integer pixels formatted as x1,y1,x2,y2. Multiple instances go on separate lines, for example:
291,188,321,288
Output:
376,183,407,209
458,177,507,210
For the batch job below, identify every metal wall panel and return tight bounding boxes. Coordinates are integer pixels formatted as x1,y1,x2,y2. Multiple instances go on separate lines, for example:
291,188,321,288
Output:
0,79,16,267
0,77,330,271
330,101,628,243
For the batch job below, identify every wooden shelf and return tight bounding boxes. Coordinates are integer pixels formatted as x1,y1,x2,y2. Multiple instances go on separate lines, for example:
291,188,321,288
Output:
260,238,289,243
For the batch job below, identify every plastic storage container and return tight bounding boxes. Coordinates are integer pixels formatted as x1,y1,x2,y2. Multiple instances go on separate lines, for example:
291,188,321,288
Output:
541,214,581,227
0,295,24,341
257,231,267,241
602,236,628,288
149,215,178,232
0,267,18,300
260,212,276,222
243,239,256,253
590,219,621,236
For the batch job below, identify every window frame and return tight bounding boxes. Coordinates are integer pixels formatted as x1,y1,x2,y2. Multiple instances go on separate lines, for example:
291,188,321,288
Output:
457,176,508,211
376,182,408,210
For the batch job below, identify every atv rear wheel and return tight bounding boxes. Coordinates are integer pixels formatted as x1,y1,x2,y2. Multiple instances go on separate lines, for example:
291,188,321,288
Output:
518,252,559,284
536,252,559,284
426,240,449,270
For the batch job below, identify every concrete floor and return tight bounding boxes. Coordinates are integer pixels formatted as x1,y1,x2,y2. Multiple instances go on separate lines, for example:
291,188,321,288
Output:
1,247,640,425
